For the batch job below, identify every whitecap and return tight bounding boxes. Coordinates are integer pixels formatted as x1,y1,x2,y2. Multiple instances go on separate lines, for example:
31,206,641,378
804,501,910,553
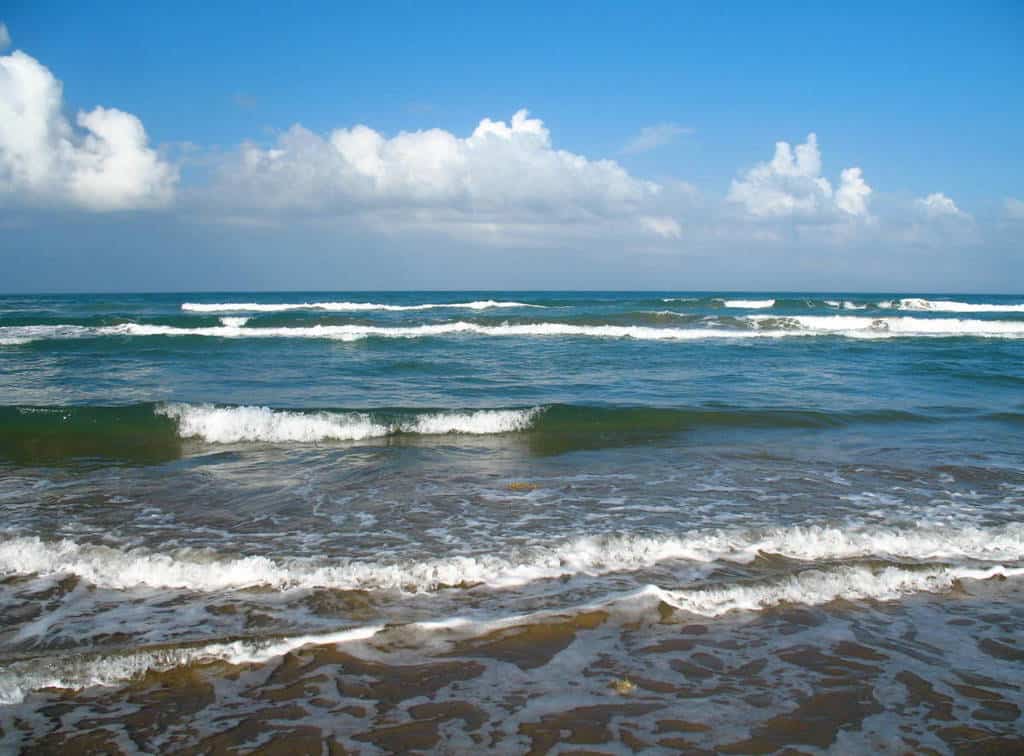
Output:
721,299,776,309
182,300,543,313
156,403,541,444
896,297,1024,313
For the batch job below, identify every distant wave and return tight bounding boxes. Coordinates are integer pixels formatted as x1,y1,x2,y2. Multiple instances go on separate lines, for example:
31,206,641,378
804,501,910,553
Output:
893,297,1024,313
744,315,1024,338
1,523,1020,594
720,298,776,309
182,300,543,313
5,315,1024,346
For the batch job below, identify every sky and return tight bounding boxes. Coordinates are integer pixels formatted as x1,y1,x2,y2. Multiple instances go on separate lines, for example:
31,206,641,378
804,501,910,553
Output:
0,1,1022,292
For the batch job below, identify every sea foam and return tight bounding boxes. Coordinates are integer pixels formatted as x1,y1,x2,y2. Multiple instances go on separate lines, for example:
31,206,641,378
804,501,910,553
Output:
2,562,1020,705
182,300,542,312
1,523,1020,594
7,316,1024,345
654,563,1024,617
745,314,1024,338
895,298,1024,313
157,403,541,443
721,299,776,308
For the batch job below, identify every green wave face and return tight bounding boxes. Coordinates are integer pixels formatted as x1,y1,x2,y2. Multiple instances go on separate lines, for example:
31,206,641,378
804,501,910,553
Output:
0,403,934,464
0,405,182,464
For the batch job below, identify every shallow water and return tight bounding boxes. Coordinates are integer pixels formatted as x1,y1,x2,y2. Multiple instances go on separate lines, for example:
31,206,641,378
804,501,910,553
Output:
1,291,1022,753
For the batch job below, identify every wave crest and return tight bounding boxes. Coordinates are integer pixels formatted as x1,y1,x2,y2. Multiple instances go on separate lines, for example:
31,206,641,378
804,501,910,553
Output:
182,300,542,313
2,523,1020,594
896,298,1024,313
156,403,541,443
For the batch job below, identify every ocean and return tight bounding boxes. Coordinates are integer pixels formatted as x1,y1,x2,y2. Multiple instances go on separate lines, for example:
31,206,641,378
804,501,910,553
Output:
0,291,1022,753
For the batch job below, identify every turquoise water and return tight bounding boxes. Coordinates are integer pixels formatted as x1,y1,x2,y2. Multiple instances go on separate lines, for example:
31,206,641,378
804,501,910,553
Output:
1,292,1023,751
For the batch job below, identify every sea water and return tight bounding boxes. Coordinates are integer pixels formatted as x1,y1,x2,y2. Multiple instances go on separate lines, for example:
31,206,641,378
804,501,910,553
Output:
0,292,1022,752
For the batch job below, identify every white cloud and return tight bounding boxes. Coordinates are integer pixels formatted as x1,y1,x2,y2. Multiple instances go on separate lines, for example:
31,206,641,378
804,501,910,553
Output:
1004,197,1024,221
916,192,966,218
727,133,871,220
835,167,870,216
623,122,692,154
640,215,682,239
0,49,176,210
0,23,10,52
217,109,661,229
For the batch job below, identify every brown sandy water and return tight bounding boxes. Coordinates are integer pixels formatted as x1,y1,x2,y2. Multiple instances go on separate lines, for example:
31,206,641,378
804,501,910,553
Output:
3,584,1023,754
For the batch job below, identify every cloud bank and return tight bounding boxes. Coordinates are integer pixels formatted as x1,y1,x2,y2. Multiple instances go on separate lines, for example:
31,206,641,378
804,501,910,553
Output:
0,32,1002,259
0,48,176,211
215,109,668,239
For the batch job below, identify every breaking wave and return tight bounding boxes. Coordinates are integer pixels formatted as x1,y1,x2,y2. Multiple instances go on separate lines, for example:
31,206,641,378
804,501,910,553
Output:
894,297,1024,313
654,563,1024,617
1,523,1020,594
0,402,941,462
5,314,1024,345
182,300,543,313
157,403,540,443
745,315,1024,338
720,299,776,309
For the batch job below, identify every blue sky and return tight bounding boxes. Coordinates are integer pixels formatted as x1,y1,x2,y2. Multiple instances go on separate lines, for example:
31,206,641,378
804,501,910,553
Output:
1,2,1022,291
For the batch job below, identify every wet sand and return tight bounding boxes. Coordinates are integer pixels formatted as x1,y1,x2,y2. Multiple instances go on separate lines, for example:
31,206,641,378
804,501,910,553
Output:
5,587,1023,754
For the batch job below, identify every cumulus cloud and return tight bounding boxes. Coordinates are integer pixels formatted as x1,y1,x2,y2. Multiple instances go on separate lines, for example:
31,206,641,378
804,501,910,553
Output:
1004,197,1024,221
0,48,176,210
217,109,662,230
623,122,692,154
727,133,871,220
916,192,966,218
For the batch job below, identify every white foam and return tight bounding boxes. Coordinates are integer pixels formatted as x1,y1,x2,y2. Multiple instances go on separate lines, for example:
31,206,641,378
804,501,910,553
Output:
0,625,382,705
182,300,542,313
109,321,782,341
655,564,1024,617
2,523,1020,594
2,562,1021,705
721,299,776,308
896,297,1024,313
156,403,541,443
746,314,1024,338
0,325,94,345
218,316,249,327
823,300,865,310
10,317,1024,343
